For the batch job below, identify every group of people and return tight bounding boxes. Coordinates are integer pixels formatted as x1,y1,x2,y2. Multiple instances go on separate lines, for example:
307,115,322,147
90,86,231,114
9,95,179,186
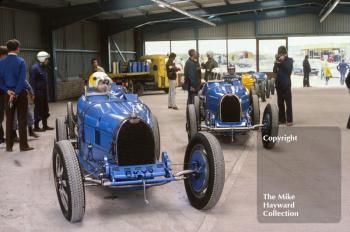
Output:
169,46,294,127
166,49,218,108
0,39,52,152
303,55,350,87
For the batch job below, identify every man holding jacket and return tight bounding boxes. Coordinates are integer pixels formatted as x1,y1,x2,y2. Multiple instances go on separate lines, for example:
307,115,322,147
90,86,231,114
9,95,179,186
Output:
273,46,294,126
184,49,201,105
0,39,33,151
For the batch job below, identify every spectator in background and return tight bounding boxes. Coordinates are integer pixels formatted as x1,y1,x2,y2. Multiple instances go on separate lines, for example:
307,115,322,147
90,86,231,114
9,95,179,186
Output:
30,51,53,132
184,49,200,105
0,39,33,151
337,59,349,85
322,61,332,85
166,52,180,110
303,55,311,87
273,46,294,126
0,45,8,145
201,51,218,82
90,58,105,75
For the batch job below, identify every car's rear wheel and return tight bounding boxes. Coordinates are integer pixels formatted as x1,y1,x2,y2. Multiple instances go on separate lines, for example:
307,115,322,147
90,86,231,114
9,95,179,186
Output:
67,102,76,139
270,78,275,95
152,114,161,161
186,104,198,142
251,95,260,126
56,117,68,142
265,80,271,99
184,132,225,210
53,140,85,222
261,103,279,149
260,81,266,102
194,96,201,126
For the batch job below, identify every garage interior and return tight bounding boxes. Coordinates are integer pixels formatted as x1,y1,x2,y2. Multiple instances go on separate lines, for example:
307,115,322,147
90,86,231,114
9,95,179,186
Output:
0,0,350,231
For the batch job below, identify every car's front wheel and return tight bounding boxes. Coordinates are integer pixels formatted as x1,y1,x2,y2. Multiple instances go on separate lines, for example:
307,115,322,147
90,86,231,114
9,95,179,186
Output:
184,132,225,210
261,103,279,149
53,140,85,222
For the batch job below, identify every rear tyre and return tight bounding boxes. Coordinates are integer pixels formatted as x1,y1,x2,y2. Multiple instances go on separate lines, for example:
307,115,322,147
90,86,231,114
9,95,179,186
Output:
270,78,275,95
261,103,279,149
186,104,198,142
265,80,271,99
56,117,68,142
194,96,201,126
260,81,266,102
184,132,225,210
251,95,260,126
53,140,85,222
151,114,161,161
67,102,76,139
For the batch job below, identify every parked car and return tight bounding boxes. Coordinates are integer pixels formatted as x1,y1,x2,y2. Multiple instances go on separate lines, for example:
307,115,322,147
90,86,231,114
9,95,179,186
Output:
186,74,279,149
53,79,225,222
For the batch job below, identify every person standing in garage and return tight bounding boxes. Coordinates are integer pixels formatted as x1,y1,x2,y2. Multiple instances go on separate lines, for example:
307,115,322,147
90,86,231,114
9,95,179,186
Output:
337,59,349,85
166,52,180,110
273,46,294,126
201,51,218,82
303,55,311,87
0,39,33,151
30,51,54,132
184,49,200,105
0,45,8,145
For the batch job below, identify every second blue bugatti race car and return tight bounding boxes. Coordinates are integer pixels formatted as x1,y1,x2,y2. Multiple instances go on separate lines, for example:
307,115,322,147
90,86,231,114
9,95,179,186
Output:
187,74,279,149
53,72,225,222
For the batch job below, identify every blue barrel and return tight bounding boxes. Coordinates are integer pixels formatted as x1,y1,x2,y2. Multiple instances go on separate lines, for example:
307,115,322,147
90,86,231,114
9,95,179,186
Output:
128,61,132,73
136,61,141,72
132,61,137,72
145,63,150,72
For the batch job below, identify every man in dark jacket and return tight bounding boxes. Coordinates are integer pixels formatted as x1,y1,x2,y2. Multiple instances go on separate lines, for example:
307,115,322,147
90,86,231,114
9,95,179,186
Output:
166,52,180,110
273,46,294,126
0,39,33,151
184,49,201,105
201,51,218,82
303,55,311,87
30,51,53,132
0,46,7,145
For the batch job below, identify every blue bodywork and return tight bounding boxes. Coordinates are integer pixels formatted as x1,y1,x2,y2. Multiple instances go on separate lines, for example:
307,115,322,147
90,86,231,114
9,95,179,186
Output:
200,75,255,131
76,84,177,187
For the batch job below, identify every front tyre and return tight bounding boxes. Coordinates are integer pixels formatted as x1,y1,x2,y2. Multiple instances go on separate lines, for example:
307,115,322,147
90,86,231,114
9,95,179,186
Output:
261,103,279,149
260,81,266,102
251,94,260,126
53,140,85,223
184,132,225,210
56,117,68,142
265,80,270,99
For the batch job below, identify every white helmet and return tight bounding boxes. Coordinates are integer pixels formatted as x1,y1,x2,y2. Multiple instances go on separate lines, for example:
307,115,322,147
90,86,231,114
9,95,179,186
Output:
37,51,50,63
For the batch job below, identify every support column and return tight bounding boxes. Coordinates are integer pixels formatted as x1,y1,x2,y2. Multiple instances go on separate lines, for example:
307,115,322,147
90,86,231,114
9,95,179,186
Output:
100,22,111,72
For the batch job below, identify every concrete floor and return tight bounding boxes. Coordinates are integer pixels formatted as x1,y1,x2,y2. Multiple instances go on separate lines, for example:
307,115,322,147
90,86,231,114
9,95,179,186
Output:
0,86,349,232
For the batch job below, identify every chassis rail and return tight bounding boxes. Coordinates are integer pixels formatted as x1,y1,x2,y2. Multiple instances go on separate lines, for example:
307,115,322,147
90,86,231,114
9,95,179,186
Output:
200,123,263,132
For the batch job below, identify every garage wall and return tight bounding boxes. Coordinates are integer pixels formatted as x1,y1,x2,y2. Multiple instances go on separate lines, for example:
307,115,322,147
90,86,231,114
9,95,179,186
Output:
143,13,350,41
54,21,100,100
0,8,43,74
110,29,135,62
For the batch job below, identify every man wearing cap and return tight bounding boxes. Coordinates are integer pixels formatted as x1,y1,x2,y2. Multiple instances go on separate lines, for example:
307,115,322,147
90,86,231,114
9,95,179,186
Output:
30,51,53,132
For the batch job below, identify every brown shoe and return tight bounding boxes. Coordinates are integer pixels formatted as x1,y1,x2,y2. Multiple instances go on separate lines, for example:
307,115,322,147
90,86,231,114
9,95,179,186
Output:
33,127,45,132
286,122,293,126
28,127,40,138
43,126,54,131
20,147,34,152
173,106,179,110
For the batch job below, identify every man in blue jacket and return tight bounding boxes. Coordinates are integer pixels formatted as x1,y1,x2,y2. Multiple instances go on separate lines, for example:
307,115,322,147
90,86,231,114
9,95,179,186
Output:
0,46,8,145
337,59,349,85
184,49,201,105
0,39,33,151
273,46,294,126
30,51,53,132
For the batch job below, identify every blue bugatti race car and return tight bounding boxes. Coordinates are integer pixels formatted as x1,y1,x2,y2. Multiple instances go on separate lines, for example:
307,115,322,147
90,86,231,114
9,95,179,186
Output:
53,72,225,222
186,74,279,149
250,72,275,102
